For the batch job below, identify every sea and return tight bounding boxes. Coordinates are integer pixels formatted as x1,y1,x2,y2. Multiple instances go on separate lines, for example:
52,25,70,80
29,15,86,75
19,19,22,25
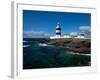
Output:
23,38,91,69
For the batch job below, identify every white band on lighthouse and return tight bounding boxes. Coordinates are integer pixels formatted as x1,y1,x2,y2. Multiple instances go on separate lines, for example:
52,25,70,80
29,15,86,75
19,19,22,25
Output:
56,30,61,33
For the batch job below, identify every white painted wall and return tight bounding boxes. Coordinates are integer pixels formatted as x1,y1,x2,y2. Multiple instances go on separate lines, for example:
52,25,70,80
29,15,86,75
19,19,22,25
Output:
0,0,100,80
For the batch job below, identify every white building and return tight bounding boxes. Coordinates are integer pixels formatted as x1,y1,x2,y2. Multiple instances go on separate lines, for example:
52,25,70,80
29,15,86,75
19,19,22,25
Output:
62,34,71,38
75,35,85,39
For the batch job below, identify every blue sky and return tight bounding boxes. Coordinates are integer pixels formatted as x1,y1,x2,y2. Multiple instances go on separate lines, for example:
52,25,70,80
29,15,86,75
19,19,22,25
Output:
23,10,91,38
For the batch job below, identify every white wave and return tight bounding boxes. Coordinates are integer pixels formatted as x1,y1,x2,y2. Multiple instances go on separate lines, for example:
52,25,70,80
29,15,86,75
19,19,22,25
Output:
38,43,48,46
23,45,30,47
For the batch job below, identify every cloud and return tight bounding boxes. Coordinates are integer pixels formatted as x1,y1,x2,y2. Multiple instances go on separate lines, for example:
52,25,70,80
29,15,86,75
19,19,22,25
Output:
70,32,78,36
80,26,90,31
80,26,91,38
23,31,50,38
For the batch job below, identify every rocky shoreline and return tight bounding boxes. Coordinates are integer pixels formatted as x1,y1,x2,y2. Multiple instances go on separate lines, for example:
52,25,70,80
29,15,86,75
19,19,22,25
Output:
41,38,91,54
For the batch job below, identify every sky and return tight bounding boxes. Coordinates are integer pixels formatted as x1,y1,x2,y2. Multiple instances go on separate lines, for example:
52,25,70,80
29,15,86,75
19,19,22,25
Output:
23,10,91,38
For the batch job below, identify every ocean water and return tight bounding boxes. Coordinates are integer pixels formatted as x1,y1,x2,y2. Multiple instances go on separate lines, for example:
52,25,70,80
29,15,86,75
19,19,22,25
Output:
23,38,91,69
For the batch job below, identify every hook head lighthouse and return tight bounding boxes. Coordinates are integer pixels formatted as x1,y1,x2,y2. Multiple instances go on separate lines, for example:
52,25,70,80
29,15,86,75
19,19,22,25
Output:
55,22,61,38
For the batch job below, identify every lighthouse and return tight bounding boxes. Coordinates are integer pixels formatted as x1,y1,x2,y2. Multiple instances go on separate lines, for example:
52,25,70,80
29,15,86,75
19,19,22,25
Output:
56,22,61,38
50,22,62,39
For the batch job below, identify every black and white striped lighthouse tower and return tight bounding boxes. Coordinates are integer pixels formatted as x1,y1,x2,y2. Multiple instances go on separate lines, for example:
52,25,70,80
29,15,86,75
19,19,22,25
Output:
56,22,61,38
